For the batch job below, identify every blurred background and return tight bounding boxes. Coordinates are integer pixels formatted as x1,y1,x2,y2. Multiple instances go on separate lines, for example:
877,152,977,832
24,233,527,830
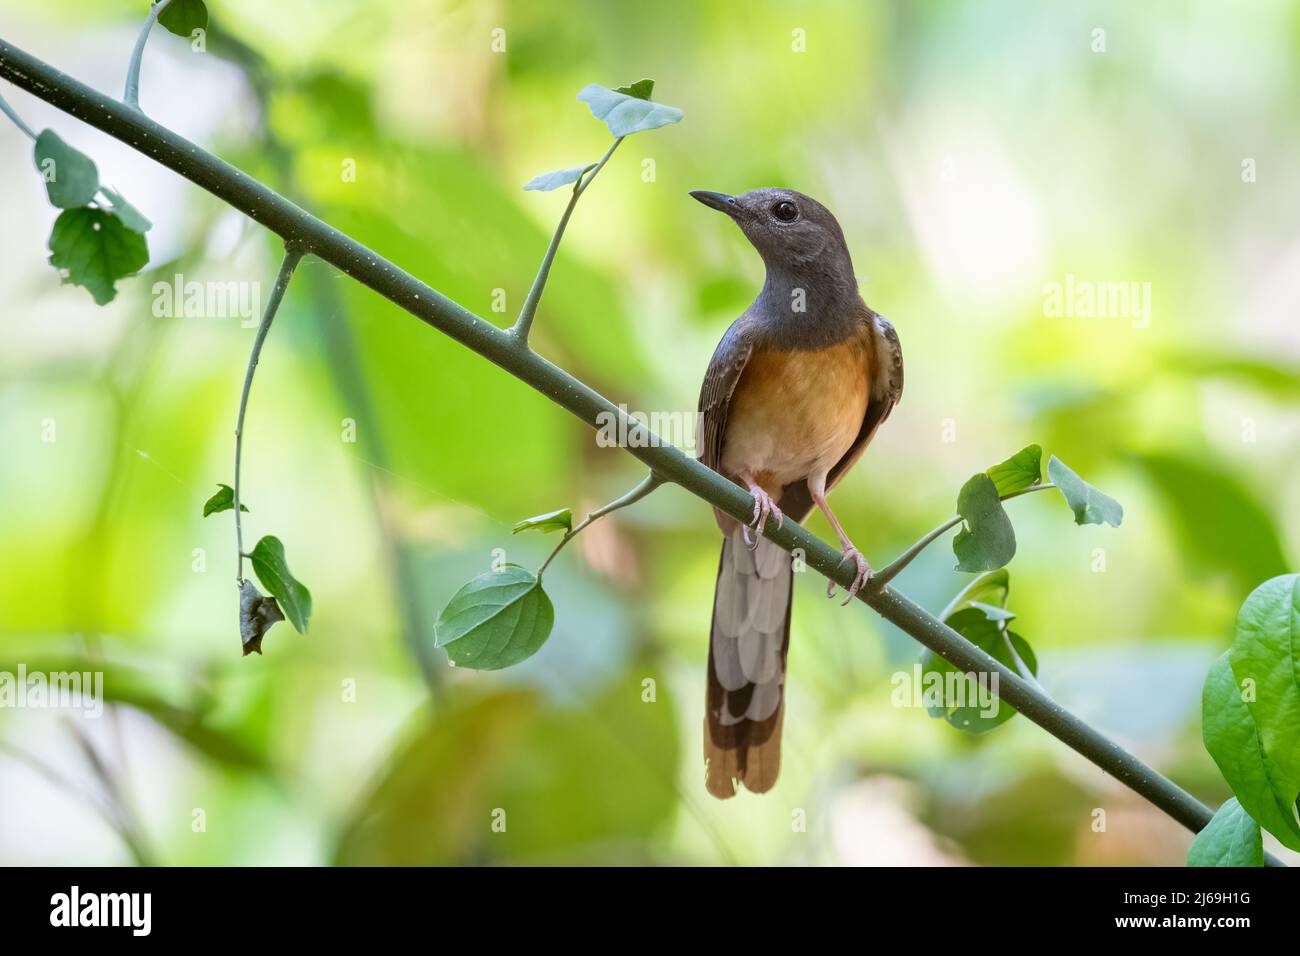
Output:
1,0,1298,865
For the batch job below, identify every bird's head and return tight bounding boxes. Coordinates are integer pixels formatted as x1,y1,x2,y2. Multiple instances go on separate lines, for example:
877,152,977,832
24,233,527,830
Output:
689,187,852,273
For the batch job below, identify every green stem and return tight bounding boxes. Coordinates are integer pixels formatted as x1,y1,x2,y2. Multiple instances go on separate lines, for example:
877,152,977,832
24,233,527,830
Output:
510,136,623,344
537,470,662,581
234,245,303,583
124,0,174,111
0,39,1280,863
871,482,1057,589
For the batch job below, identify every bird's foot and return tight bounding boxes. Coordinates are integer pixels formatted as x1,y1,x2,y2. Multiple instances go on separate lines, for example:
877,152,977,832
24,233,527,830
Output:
827,546,872,605
741,488,783,550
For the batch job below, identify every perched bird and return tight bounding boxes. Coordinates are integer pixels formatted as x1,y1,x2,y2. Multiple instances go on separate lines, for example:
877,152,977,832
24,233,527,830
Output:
691,187,904,798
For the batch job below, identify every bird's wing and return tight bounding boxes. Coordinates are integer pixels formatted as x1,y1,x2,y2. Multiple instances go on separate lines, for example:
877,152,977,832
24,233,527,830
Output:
778,310,903,521
697,318,754,474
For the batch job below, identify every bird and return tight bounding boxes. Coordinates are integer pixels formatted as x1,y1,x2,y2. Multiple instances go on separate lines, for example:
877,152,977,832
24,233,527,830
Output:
691,187,904,799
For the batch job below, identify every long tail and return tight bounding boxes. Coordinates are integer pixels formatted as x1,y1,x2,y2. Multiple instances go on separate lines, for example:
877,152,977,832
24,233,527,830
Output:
704,527,793,798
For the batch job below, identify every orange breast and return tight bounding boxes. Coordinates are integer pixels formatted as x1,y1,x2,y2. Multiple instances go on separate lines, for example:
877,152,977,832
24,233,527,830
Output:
720,337,871,494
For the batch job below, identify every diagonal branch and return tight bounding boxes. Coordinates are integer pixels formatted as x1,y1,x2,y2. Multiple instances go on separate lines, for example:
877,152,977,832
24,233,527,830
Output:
0,37,1277,863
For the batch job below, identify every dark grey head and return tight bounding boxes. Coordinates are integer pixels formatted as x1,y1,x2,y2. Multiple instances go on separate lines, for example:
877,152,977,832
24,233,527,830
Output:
690,187,854,274
691,187,862,346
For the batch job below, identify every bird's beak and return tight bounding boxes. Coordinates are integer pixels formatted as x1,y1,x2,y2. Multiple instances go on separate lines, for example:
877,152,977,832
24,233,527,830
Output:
689,190,740,218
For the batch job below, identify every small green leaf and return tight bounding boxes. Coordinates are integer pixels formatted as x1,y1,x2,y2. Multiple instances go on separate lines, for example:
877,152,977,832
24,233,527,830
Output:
1229,574,1300,786
512,508,573,535
1187,798,1264,867
1047,455,1123,527
434,566,553,670
523,165,595,192
967,601,1015,623
577,83,683,137
203,483,249,517
939,568,1011,620
99,185,152,232
615,78,655,100
250,536,312,634
986,443,1042,496
158,0,208,37
47,207,149,305
921,606,1037,734
1202,651,1300,851
952,473,1016,572
33,129,99,208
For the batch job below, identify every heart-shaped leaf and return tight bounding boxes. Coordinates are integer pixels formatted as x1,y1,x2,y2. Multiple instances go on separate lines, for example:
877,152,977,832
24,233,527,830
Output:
512,508,573,535
33,129,99,208
47,207,149,305
986,443,1042,496
952,473,1016,572
1187,798,1264,867
1229,574,1300,786
238,579,285,656
203,483,249,517
921,606,1037,734
577,83,683,137
250,535,312,634
434,566,553,670
1202,651,1300,850
523,164,595,192
1048,455,1123,527
158,0,208,37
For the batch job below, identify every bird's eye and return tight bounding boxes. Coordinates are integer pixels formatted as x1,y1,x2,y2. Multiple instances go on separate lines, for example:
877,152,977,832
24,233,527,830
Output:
771,200,798,222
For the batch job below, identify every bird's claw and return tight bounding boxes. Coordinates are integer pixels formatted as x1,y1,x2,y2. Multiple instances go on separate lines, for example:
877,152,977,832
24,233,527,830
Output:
745,489,783,550
827,546,872,605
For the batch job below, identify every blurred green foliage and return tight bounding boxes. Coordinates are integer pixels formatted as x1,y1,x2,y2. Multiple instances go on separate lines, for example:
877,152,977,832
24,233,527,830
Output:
1,0,1298,865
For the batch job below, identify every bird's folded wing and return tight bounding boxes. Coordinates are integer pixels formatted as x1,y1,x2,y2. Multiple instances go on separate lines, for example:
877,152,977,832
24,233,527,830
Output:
696,318,754,473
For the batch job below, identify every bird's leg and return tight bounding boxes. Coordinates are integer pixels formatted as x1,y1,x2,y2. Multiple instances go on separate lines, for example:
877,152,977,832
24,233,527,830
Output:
738,472,783,550
810,483,871,604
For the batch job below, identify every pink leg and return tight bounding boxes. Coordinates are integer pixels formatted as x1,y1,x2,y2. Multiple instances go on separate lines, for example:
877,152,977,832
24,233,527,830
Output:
810,478,871,604
738,472,783,550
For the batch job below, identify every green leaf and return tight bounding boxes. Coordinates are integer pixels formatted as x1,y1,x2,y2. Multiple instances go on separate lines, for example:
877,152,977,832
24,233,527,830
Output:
523,165,594,193
1202,651,1300,851
249,536,312,634
1187,798,1264,867
1047,455,1123,527
33,129,99,208
952,473,1016,572
98,185,152,232
434,566,553,670
968,601,1015,623
511,508,573,535
615,78,655,100
47,207,149,305
202,483,249,517
986,444,1042,496
158,0,208,37
939,568,1011,620
1229,575,1300,786
921,607,1037,734
577,83,683,137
